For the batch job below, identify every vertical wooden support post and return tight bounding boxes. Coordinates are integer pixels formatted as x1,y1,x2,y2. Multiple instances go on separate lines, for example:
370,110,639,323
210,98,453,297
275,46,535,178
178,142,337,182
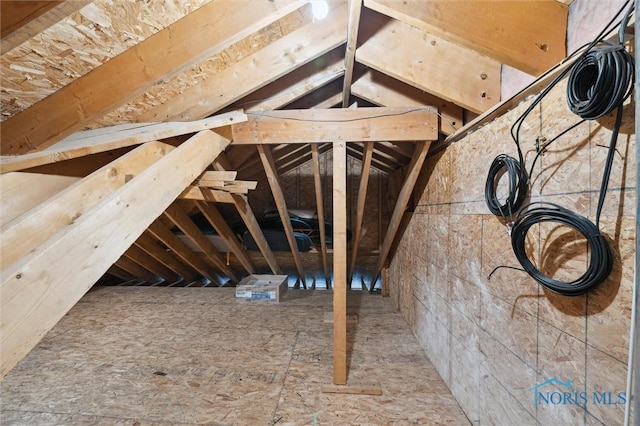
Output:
333,140,348,385
311,144,331,288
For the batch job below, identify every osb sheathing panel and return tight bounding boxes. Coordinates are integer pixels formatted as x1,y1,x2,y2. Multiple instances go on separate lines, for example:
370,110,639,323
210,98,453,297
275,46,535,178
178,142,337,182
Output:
388,73,635,425
0,287,470,425
1,0,211,121
95,5,314,127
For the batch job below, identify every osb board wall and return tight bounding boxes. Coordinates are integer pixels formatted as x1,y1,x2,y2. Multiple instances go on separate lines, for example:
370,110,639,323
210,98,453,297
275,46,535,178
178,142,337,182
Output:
1,0,212,122
249,146,390,254
388,76,635,425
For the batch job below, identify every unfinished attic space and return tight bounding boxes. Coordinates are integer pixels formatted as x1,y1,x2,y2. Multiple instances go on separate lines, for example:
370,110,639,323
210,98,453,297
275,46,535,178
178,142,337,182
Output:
1,0,639,424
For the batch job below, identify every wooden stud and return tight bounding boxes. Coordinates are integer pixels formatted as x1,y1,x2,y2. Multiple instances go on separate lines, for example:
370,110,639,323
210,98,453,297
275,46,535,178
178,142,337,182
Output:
341,0,363,107
123,244,179,283
232,107,438,144
333,140,348,385
134,232,199,282
229,193,281,275
311,144,331,289
194,200,256,275
115,256,159,285
0,130,228,377
180,187,236,203
163,203,239,283
1,142,173,270
146,221,220,284
0,1,301,154
257,145,306,288
348,142,373,288
371,141,431,290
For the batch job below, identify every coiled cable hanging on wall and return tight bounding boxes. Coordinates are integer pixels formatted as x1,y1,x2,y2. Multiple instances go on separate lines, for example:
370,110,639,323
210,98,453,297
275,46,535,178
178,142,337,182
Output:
508,2,634,296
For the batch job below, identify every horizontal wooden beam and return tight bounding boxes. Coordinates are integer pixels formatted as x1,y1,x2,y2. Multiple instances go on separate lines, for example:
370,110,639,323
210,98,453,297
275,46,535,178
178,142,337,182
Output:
0,111,246,173
179,187,236,203
0,130,228,377
231,107,438,144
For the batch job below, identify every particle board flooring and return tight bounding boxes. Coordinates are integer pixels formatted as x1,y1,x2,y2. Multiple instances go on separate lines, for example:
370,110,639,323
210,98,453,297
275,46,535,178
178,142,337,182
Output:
0,286,470,425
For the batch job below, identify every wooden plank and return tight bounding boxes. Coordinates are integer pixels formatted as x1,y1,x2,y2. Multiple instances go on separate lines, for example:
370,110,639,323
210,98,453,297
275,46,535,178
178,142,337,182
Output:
124,244,180,283
348,142,373,288
0,1,302,154
351,69,463,136
0,111,246,173
180,187,236,203
322,383,382,395
371,141,430,290
332,140,348,385
146,221,220,284
311,144,331,289
257,145,306,287
1,1,91,54
229,195,281,276
197,170,238,183
0,130,228,377
1,142,173,270
365,0,567,75
232,107,438,144
240,46,345,113
163,203,239,282
341,0,363,107
356,8,500,113
194,200,256,275
0,172,78,227
134,232,199,282
139,1,348,122
115,256,159,285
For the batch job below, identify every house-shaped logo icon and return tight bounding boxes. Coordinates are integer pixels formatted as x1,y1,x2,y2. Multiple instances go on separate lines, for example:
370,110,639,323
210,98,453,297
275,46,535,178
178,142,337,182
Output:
530,377,574,407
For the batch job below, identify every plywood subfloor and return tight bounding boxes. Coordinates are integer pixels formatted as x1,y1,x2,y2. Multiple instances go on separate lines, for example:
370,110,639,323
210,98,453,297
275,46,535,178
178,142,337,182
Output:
0,287,470,425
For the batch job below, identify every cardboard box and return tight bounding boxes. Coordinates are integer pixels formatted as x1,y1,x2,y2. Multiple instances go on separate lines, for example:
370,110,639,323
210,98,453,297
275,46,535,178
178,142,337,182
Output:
235,274,288,302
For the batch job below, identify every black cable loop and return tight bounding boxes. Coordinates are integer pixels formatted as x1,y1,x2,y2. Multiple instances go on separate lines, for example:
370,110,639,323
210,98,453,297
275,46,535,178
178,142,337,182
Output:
484,154,528,221
486,1,634,296
510,203,613,296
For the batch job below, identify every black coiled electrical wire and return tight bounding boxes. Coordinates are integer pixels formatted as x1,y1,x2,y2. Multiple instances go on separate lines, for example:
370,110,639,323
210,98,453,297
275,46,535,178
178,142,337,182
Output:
566,44,634,119
487,1,634,296
510,203,613,296
484,154,528,219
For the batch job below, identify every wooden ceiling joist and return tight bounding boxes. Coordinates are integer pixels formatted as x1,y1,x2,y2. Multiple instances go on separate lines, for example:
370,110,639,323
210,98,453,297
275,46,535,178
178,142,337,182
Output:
0,130,229,378
258,145,306,287
356,8,500,113
232,107,438,144
365,0,567,75
140,1,349,122
229,193,281,275
146,220,221,285
1,141,174,270
0,1,299,154
350,69,463,136
115,256,160,285
194,200,256,275
123,244,180,284
371,141,431,290
134,232,199,282
163,203,239,283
